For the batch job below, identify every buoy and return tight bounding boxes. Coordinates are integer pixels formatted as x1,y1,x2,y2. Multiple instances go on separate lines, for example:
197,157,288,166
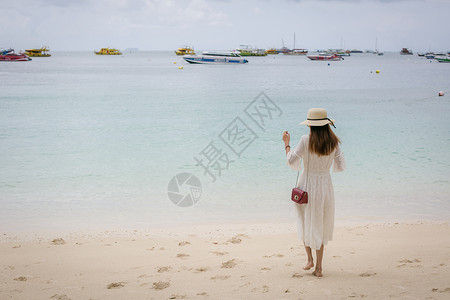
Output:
328,63,330,66
173,62,177,64
438,91,444,96
376,70,380,74
179,66,183,70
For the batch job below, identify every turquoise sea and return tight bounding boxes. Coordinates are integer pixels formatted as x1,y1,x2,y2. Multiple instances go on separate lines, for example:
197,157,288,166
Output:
1,51,449,231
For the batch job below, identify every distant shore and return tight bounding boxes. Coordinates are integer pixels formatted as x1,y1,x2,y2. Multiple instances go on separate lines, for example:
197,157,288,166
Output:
1,221,449,299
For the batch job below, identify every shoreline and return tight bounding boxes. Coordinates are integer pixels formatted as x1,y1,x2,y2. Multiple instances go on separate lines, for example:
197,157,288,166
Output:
1,221,449,299
2,216,449,241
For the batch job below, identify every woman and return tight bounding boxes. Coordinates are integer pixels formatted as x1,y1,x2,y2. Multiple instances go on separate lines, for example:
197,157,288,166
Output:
282,108,345,277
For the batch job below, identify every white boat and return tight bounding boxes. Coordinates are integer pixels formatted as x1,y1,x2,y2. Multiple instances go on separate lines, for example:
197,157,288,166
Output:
183,51,248,64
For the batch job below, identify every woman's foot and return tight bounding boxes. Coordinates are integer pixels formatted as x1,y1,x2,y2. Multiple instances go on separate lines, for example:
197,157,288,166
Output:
303,261,314,270
312,268,323,277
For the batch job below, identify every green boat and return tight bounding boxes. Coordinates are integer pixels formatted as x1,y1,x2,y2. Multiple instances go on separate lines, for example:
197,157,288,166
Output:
435,57,450,63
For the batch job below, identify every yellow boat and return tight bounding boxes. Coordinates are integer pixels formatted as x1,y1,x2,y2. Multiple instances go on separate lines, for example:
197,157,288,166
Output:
265,48,279,55
95,48,122,55
24,47,51,57
175,47,195,55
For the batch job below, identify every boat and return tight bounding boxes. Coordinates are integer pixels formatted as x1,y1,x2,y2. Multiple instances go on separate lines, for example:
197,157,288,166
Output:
1,48,13,55
24,46,51,57
435,56,450,63
183,51,248,64
327,49,350,57
0,50,31,61
265,48,279,55
235,45,267,56
400,48,413,55
175,46,195,55
283,33,307,55
350,49,363,53
284,49,308,55
94,48,122,55
307,53,343,61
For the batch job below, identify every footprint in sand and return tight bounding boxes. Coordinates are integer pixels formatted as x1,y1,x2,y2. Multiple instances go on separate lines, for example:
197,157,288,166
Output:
153,281,170,290
176,253,190,259
107,282,125,289
14,276,27,281
169,294,186,299
227,234,249,244
221,259,237,268
349,292,368,298
210,275,230,280
292,273,303,278
359,272,377,277
397,259,422,268
194,267,209,273
260,267,271,271
51,238,66,245
178,241,190,246
431,287,450,293
399,259,421,263
51,294,71,300
157,266,171,273
210,251,228,256
197,292,209,296
263,254,284,258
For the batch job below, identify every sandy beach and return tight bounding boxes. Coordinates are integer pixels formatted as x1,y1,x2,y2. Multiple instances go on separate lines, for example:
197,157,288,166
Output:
1,221,449,300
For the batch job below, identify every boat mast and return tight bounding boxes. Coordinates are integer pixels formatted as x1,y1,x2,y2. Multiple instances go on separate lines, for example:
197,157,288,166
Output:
293,32,296,50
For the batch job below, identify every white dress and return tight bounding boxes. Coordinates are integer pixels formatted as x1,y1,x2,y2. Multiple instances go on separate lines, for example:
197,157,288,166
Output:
287,134,345,250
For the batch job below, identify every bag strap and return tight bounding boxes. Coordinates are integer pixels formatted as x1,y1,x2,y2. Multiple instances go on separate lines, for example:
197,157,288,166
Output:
295,147,309,190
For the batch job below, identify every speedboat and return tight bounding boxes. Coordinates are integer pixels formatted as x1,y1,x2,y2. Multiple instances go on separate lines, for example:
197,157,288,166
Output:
1,48,13,55
183,51,248,64
307,53,343,61
0,50,31,61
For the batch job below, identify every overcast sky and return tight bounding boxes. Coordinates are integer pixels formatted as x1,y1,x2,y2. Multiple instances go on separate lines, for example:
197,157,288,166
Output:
1,0,449,52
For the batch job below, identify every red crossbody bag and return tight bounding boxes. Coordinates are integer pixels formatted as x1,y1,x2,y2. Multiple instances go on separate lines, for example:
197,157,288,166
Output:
291,151,309,204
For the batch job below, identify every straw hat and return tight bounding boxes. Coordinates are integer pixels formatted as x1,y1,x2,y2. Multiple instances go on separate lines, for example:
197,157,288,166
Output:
300,108,336,128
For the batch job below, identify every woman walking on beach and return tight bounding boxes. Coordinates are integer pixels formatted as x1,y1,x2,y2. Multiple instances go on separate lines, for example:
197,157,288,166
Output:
283,108,345,277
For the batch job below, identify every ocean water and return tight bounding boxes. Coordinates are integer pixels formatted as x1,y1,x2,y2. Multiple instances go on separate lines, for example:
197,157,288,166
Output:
1,51,449,231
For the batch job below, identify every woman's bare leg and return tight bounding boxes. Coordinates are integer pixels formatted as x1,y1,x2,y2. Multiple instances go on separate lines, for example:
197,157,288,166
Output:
303,243,314,270
312,245,324,277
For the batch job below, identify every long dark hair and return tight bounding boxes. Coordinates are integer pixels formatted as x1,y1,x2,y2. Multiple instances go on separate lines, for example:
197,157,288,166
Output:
309,124,340,156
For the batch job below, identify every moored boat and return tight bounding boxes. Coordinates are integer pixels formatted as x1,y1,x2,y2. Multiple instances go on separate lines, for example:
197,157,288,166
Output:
1,48,13,55
0,50,31,61
283,49,308,55
435,56,450,63
307,53,343,61
235,45,267,56
95,48,122,55
175,46,195,55
25,46,51,57
400,48,413,55
265,48,279,55
183,51,248,64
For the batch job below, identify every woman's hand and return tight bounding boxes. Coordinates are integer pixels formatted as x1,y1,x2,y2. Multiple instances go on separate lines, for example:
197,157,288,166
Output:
282,131,290,146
